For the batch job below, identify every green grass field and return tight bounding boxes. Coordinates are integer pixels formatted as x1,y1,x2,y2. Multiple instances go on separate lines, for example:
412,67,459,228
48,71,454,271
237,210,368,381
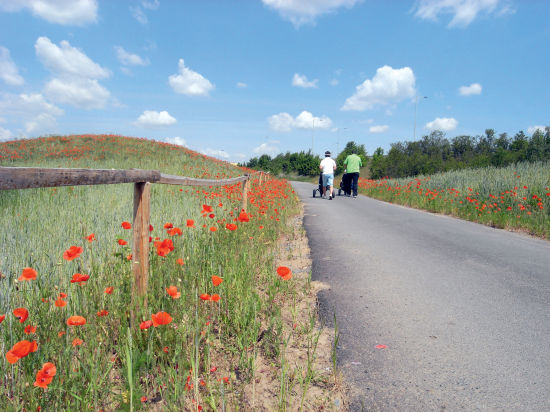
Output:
0,135,334,411
356,161,550,239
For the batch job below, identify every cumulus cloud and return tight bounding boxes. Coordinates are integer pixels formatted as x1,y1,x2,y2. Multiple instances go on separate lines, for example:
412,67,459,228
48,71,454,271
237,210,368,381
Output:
0,46,24,86
292,73,318,88
527,125,547,135
413,0,513,28
35,37,110,79
136,110,176,127
0,126,13,141
268,111,332,132
164,136,187,146
262,0,362,27
115,46,149,66
0,92,63,136
0,0,98,25
130,0,159,24
425,117,458,131
35,36,111,109
253,142,280,156
341,65,416,111
169,59,214,96
459,83,482,96
202,148,229,159
369,125,389,133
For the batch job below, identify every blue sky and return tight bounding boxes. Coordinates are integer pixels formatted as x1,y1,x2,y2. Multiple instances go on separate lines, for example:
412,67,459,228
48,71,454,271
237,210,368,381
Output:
0,0,548,162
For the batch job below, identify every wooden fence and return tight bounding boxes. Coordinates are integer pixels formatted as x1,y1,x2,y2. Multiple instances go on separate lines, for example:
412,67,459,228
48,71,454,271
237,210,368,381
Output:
0,166,263,312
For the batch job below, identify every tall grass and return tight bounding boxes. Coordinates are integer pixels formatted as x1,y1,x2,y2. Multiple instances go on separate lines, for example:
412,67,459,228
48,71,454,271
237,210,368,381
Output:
357,161,550,238
0,135,305,410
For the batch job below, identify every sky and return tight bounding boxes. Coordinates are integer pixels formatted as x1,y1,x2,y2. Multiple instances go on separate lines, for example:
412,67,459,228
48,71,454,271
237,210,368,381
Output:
0,0,548,162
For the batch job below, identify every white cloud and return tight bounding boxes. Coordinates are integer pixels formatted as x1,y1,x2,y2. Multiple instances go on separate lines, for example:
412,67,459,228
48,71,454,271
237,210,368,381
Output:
330,78,339,86
0,0,98,25
202,148,229,159
236,82,248,88
268,111,332,132
169,59,214,96
253,142,280,156
341,65,416,111
527,125,546,135
292,73,318,88
269,112,295,132
413,0,512,28
136,110,176,127
459,83,482,96
130,0,159,24
262,0,362,27
164,136,186,146
35,37,110,79
0,46,24,86
43,78,110,109
115,46,149,66
0,126,13,141
369,125,389,133
35,36,111,109
0,93,63,136
425,117,458,131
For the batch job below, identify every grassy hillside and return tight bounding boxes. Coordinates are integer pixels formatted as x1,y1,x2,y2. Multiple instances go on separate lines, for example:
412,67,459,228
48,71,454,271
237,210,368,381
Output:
357,161,550,239
0,135,333,410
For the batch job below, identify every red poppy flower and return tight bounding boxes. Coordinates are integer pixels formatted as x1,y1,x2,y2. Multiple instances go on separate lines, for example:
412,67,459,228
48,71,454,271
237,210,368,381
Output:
67,315,86,326
34,362,56,389
176,258,185,266
104,286,114,294
58,331,65,337
55,298,67,308
163,346,169,354
211,294,221,302
140,320,153,330
86,233,95,242
225,223,237,231
152,311,173,327
211,275,223,287
276,266,292,281
154,239,174,257
163,222,173,229
186,219,195,228
149,224,154,232
121,221,132,229
118,239,128,246
238,211,250,222
202,205,213,213
168,227,183,236
13,307,29,323
24,325,36,334
6,340,37,364
209,227,217,232
97,310,109,317
166,285,181,299
63,246,83,261
200,293,211,301
208,213,215,219
72,338,83,347
59,292,67,298
0,314,5,324
18,267,37,281
70,273,90,283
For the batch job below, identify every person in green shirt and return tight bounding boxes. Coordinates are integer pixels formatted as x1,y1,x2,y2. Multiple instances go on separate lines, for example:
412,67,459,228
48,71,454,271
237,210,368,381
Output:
343,149,362,197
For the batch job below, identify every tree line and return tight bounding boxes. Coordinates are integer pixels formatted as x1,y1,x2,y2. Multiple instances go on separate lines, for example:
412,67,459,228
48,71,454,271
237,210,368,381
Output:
243,127,550,179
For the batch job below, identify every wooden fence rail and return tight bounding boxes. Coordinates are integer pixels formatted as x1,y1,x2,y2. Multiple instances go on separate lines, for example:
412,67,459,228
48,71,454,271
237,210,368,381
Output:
0,166,256,313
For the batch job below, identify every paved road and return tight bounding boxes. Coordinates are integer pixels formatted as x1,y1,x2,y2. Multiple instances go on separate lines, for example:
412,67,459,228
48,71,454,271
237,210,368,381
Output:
291,181,550,412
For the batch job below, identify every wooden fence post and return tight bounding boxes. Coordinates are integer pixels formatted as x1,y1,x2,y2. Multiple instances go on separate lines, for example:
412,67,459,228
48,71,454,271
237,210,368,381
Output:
132,182,151,312
241,175,249,212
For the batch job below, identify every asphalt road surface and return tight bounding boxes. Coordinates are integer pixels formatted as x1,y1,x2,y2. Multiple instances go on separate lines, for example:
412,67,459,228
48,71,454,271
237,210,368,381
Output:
291,181,550,412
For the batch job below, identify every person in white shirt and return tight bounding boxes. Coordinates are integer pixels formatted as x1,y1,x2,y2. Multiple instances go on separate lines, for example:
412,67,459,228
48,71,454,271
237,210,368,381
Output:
319,150,337,199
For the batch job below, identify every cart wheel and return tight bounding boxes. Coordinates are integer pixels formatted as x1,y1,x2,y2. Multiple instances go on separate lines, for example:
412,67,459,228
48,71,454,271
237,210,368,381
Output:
313,189,316,198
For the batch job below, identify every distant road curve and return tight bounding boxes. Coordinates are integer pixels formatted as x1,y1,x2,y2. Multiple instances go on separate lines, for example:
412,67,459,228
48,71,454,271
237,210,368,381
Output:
291,181,550,412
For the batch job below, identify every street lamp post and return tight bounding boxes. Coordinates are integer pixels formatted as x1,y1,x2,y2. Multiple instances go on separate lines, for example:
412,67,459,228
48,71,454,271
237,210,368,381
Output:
414,95,427,140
